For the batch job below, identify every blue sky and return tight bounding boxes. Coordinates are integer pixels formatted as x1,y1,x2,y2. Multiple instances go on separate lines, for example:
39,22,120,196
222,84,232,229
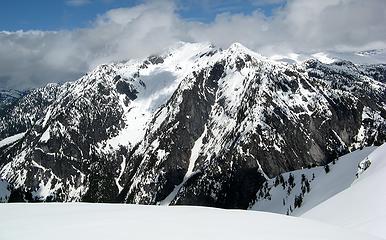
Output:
0,0,284,31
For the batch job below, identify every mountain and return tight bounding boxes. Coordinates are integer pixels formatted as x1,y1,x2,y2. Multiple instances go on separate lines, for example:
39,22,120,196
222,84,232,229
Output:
0,89,26,109
0,84,62,140
271,48,386,66
0,42,385,208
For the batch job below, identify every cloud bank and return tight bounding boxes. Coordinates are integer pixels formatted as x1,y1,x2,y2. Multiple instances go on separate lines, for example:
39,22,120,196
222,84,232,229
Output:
1,0,386,89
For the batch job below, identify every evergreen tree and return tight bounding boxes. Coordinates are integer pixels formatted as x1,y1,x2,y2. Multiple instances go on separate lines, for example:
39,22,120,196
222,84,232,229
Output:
324,164,330,173
294,195,303,208
279,174,284,184
287,186,292,196
288,173,295,187
274,176,280,187
301,174,306,183
305,180,310,193
258,189,264,198
281,176,286,189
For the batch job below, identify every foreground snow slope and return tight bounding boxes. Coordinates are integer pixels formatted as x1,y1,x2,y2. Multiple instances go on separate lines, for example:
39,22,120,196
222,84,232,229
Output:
0,204,381,240
302,143,386,239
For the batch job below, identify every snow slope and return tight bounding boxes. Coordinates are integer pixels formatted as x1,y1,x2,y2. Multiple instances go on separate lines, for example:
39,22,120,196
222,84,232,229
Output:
248,144,386,238
250,146,377,216
0,203,381,240
103,42,216,150
0,132,26,148
302,143,386,239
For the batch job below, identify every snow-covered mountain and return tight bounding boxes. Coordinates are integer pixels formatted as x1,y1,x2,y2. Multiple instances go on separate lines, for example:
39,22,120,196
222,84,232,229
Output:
271,48,386,66
0,89,26,109
0,84,61,140
0,42,385,209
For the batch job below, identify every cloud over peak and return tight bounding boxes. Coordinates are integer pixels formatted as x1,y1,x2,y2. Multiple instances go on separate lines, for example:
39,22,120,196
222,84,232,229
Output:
1,0,386,89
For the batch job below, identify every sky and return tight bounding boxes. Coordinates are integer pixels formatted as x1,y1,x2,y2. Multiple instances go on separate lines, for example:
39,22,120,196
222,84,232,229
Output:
0,0,386,90
0,0,283,30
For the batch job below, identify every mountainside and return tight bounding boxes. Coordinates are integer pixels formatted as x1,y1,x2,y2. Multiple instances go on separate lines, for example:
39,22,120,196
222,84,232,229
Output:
0,89,26,109
0,42,385,208
0,84,62,140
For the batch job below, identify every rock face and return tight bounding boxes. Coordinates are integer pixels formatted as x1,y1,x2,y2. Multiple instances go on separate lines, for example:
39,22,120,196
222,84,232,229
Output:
0,85,61,140
0,42,385,208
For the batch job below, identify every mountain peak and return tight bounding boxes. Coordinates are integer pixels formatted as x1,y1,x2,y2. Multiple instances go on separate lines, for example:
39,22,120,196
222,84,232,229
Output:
228,42,246,49
227,42,254,54
226,42,268,63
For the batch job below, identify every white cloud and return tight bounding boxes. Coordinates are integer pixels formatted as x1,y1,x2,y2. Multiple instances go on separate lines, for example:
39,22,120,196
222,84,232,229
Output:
1,0,385,89
190,0,386,54
66,0,91,7
251,0,286,6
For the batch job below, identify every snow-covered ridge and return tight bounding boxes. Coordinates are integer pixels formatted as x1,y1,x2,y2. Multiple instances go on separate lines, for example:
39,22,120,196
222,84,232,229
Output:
270,48,386,65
